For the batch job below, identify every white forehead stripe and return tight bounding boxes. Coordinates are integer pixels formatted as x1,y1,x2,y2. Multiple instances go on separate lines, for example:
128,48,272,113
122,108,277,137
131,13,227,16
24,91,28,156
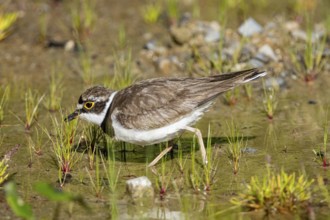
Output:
88,95,108,102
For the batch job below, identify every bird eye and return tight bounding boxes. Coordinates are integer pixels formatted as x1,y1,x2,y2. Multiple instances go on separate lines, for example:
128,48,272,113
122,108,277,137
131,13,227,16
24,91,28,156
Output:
84,102,95,110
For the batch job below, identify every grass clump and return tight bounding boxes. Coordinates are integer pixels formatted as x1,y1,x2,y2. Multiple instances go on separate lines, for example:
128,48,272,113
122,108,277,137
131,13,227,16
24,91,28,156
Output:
106,49,136,90
189,127,218,191
24,90,44,130
86,151,104,198
0,12,18,41
141,2,162,24
154,145,174,198
225,120,245,174
71,0,96,42
79,52,93,85
83,124,104,170
102,136,120,193
223,88,240,106
231,169,314,213
313,119,329,167
27,128,43,158
44,69,63,111
0,157,9,186
263,86,278,120
0,85,10,124
316,175,330,207
289,22,326,83
166,0,179,21
202,126,219,191
45,114,81,186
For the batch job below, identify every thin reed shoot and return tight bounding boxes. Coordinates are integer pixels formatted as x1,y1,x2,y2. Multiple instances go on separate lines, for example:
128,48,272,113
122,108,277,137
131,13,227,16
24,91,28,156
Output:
224,88,240,106
79,52,93,85
86,151,104,198
45,113,82,186
0,12,18,41
166,0,179,21
313,118,329,167
0,157,9,186
38,12,48,44
0,86,10,124
27,128,43,157
24,90,44,130
71,0,96,42
83,124,104,170
102,136,120,193
262,85,278,120
155,144,174,198
316,175,330,207
44,69,63,111
225,120,245,174
105,49,135,90
189,137,202,191
289,19,326,82
202,125,219,191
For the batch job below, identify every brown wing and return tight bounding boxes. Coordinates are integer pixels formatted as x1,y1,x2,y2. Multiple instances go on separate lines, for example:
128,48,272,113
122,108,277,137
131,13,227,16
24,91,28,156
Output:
109,68,265,130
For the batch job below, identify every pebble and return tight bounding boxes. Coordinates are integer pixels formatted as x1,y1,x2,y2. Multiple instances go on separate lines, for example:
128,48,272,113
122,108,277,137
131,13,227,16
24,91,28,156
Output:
126,176,154,201
238,17,263,37
264,77,286,89
290,29,323,42
258,44,278,61
202,21,221,43
241,147,257,154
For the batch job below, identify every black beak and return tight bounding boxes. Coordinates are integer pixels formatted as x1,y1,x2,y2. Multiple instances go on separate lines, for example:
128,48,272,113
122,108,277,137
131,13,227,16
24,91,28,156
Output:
65,109,81,122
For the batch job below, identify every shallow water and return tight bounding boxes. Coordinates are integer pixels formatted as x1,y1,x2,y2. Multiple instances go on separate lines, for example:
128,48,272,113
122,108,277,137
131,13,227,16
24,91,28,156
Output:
1,0,330,219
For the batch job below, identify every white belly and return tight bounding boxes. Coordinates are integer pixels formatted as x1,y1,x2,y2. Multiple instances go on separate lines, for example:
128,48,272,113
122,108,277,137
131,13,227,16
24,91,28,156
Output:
111,104,211,145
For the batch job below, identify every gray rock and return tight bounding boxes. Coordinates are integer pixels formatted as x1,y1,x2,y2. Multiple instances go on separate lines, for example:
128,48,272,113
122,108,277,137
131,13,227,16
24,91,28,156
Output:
264,77,286,89
170,25,194,45
249,52,271,67
204,29,220,43
143,40,157,51
290,29,323,42
238,17,263,37
249,58,265,68
126,176,154,201
241,147,257,154
120,207,184,220
284,21,299,31
258,44,278,61
202,21,221,43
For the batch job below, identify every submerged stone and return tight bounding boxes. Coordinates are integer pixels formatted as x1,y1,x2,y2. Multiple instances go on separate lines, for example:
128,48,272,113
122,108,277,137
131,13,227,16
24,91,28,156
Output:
238,17,263,37
241,147,257,154
126,176,154,201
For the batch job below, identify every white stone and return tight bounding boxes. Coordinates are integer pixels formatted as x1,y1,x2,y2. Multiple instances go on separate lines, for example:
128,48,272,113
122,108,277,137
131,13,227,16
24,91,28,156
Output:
126,176,154,200
126,176,152,188
258,44,278,61
238,17,262,37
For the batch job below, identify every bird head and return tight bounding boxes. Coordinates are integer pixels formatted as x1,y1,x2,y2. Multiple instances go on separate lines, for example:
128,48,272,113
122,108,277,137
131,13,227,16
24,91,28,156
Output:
65,86,116,126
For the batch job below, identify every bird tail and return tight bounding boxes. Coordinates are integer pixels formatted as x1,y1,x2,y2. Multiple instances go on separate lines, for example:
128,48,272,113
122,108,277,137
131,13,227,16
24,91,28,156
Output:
210,68,267,84
195,68,266,107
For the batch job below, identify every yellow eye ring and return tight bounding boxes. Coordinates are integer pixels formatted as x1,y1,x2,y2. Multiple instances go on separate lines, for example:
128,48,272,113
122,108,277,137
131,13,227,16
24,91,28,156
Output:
84,102,95,110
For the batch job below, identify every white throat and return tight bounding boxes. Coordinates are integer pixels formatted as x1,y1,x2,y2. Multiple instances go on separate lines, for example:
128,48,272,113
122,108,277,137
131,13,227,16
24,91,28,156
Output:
79,91,117,126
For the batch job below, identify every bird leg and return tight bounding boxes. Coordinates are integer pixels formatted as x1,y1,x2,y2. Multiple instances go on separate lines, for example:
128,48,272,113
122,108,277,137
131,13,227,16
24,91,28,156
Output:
147,145,173,167
184,126,207,165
